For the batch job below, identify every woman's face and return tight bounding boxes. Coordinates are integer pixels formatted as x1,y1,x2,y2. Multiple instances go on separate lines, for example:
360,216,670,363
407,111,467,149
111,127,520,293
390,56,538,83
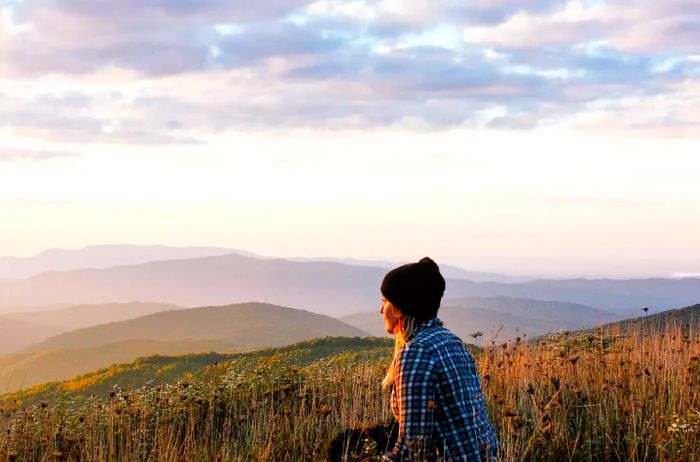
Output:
380,296,401,335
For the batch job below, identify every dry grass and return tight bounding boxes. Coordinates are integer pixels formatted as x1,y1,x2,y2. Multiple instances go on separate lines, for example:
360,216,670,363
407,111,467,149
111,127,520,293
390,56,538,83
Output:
0,323,698,461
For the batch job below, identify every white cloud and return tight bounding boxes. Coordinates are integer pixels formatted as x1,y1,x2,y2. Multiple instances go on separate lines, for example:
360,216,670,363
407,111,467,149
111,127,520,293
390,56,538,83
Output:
463,1,613,48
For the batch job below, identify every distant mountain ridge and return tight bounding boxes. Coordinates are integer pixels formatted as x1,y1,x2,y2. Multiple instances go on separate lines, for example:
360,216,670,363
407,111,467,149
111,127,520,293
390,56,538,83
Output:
342,296,620,341
447,277,700,314
442,296,619,323
0,253,388,316
0,245,252,279
0,244,521,282
284,256,527,283
1,252,699,316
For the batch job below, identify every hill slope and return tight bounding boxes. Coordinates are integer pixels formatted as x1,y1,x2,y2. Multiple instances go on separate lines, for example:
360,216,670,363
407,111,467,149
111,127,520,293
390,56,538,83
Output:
0,339,234,393
30,302,369,351
1,337,392,407
1,303,369,393
592,303,700,334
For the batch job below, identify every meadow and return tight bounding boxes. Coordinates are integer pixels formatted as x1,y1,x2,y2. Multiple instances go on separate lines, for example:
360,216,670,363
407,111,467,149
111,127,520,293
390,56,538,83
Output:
0,323,698,461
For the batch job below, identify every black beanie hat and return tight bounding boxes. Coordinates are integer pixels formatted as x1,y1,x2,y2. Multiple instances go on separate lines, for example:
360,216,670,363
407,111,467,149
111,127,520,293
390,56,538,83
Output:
380,257,446,321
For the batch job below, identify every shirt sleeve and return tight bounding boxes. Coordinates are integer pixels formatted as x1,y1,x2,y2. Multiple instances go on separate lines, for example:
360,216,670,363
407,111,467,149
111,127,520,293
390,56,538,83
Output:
387,343,437,461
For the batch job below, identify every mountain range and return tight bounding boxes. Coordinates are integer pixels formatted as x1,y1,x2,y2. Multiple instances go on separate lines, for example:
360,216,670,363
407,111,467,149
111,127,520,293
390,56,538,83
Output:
0,245,249,280
0,244,523,282
342,296,621,341
2,250,699,316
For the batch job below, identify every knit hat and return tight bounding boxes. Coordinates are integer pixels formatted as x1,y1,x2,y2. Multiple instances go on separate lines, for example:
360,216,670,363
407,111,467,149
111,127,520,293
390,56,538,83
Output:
380,257,446,321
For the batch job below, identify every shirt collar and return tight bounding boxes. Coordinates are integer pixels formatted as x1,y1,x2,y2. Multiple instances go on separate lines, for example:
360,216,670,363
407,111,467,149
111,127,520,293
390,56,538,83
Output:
413,317,443,335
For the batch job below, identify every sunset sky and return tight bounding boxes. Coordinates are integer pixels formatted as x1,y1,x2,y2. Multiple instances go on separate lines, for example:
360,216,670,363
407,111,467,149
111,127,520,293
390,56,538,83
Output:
1,0,699,277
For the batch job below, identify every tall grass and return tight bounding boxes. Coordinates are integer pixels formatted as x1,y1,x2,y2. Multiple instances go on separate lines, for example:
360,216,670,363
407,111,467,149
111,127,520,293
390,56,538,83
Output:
0,323,698,461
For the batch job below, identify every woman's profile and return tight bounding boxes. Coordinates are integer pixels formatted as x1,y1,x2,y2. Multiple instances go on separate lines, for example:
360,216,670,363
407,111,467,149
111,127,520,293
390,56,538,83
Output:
379,257,498,461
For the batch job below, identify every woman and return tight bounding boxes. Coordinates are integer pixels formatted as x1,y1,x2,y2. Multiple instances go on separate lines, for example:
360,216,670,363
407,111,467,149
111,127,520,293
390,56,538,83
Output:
379,257,498,462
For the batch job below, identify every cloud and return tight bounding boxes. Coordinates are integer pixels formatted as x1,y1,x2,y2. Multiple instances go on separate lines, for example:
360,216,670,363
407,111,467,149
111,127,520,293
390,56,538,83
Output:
0,148,77,162
461,0,700,54
0,0,697,140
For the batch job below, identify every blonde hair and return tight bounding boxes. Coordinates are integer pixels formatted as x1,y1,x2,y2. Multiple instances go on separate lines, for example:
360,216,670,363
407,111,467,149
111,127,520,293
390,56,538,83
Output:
382,312,420,389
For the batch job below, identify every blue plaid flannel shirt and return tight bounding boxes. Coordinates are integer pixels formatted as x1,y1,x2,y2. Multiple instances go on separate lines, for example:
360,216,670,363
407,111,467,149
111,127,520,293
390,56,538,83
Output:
387,318,498,461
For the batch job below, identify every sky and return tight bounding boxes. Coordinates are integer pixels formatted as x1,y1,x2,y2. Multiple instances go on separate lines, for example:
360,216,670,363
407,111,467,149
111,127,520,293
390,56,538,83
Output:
0,0,699,278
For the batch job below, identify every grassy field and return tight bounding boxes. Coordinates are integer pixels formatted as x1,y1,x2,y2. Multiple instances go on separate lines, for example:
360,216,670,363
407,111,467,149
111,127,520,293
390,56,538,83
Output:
0,324,698,461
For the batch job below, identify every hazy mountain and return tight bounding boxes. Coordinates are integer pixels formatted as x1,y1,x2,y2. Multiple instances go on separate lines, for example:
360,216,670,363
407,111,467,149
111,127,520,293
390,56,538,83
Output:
0,244,252,279
0,254,388,316
30,302,368,351
342,296,621,342
442,296,620,324
4,302,183,331
285,257,526,283
1,253,699,316
0,244,521,283
447,278,700,314
0,339,235,393
0,317,63,354
0,304,71,315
